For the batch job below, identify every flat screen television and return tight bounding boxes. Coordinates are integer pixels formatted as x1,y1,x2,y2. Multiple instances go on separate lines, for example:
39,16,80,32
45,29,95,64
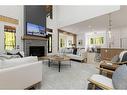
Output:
27,22,46,37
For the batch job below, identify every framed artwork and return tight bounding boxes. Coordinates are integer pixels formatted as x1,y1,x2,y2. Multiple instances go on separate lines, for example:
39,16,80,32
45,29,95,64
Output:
78,40,83,46
68,40,72,47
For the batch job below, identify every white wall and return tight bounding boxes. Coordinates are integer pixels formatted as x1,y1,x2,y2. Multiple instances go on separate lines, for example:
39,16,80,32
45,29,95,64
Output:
0,5,24,52
59,33,73,49
77,32,85,48
56,6,120,28
47,6,58,54
85,31,107,48
66,35,73,47
70,28,108,49
47,6,120,54
0,6,121,54
76,26,127,49
111,26,127,49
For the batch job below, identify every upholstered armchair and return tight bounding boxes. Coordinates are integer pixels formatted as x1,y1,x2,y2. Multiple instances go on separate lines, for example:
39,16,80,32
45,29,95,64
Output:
99,51,127,77
88,65,127,90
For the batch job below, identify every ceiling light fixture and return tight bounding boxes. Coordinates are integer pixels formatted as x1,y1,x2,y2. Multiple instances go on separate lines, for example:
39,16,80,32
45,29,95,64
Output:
108,13,113,48
108,13,112,39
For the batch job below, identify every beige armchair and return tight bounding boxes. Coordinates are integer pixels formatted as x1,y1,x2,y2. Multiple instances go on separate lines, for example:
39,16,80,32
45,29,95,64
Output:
88,65,127,90
88,68,114,90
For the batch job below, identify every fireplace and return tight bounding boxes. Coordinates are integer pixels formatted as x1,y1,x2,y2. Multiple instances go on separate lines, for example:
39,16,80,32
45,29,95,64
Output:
29,46,45,57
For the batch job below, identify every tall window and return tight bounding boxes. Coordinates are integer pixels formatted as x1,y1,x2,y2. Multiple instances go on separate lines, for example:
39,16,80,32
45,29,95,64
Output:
60,38,65,48
4,25,16,50
48,34,52,53
59,32,74,49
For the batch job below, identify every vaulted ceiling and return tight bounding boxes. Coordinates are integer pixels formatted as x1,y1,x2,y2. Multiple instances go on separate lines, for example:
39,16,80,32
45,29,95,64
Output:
60,6,127,34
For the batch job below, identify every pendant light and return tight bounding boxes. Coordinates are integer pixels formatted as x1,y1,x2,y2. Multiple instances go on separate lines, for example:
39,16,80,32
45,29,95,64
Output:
108,13,112,39
108,13,112,48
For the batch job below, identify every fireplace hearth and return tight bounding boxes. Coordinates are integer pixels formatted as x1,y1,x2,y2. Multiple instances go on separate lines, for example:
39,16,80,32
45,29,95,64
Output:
29,46,45,57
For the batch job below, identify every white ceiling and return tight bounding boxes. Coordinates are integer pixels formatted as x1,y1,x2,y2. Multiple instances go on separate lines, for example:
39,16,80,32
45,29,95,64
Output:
60,6,127,34
55,6,120,28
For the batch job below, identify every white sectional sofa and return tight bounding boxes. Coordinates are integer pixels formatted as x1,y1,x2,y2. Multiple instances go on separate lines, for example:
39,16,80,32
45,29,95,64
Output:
0,56,42,89
59,48,87,63
67,49,87,62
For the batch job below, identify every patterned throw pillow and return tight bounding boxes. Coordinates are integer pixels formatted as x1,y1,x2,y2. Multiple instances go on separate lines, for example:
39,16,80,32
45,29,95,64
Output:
112,65,127,89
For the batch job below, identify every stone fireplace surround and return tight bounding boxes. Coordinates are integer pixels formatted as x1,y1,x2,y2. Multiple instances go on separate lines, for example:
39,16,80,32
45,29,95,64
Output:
23,39,47,57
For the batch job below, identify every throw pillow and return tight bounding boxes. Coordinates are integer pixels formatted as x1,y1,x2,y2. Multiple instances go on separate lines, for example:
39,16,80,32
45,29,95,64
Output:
119,51,127,62
16,52,23,58
112,64,127,89
111,55,120,63
19,51,24,57
121,52,127,62
7,52,23,58
77,49,81,56
73,48,77,55
7,52,13,55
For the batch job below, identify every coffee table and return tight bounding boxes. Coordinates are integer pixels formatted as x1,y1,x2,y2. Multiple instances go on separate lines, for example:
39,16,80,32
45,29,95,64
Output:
49,55,71,72
38,55,52,67
39,55,71,72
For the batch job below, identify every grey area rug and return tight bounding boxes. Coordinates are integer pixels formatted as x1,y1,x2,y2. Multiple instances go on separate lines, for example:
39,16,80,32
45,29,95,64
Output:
41,61,99,90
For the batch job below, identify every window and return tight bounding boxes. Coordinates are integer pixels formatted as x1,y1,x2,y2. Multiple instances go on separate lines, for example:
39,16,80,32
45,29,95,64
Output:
48,34,52,53
89,37,104,45
60,38,65,48
58,32,74,49
4,25,16,50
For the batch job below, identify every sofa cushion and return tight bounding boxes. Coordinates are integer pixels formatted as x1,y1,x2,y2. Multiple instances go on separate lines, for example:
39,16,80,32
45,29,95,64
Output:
59,48,64,54
77,49,81,56
67,54,84,61
64,48,67,53
68,48,73,54
1,56,38,69
112,65,127,89
65,48,72,54
0,61,42,89
80,49,86,57
0,54,13,59
89,74,113,89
